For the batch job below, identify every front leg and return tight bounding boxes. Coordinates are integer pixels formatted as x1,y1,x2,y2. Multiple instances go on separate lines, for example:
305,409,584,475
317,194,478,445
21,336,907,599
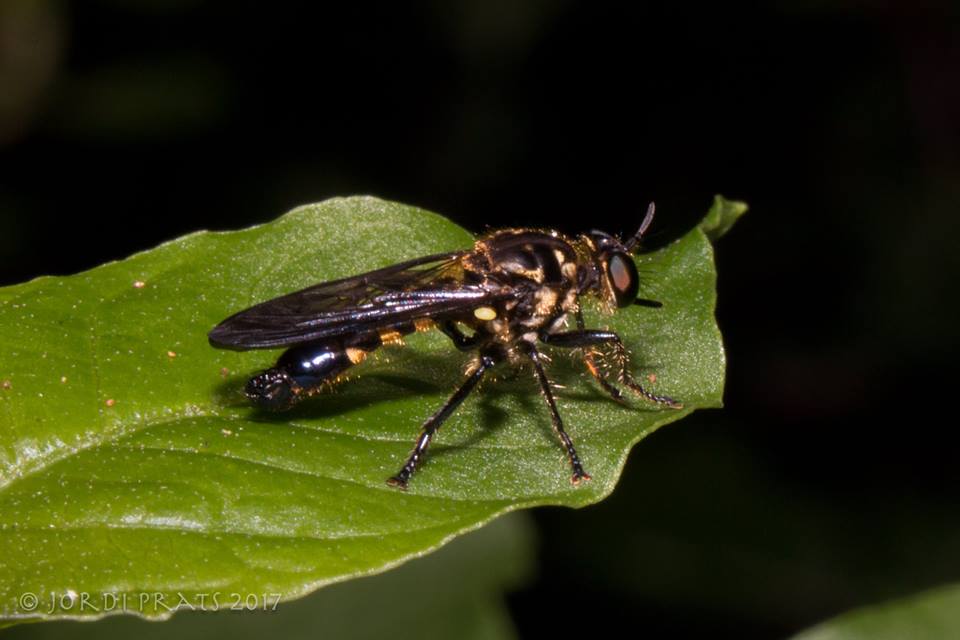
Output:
539,326,682,409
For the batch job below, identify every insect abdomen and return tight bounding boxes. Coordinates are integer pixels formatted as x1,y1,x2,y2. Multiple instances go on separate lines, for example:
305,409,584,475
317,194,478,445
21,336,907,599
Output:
245,322,428,410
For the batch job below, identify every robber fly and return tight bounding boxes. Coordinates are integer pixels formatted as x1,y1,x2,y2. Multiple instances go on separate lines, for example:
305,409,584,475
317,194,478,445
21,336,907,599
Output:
208,203,680,489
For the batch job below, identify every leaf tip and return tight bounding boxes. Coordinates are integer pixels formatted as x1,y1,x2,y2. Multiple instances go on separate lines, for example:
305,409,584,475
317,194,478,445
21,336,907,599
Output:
699,195,748,241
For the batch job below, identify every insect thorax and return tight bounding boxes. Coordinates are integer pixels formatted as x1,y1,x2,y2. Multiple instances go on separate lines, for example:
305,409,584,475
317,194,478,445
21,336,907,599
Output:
463,230,583,347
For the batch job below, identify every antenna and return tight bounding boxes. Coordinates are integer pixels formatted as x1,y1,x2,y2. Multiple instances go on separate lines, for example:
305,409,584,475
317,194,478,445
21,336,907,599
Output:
624,201,655,252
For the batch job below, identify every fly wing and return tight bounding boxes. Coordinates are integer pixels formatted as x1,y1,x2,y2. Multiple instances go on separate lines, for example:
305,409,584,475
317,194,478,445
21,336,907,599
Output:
208,250,502,349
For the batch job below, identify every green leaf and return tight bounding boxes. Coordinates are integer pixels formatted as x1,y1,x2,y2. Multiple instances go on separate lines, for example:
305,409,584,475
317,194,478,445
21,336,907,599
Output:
1,513,535,639
0,195,739,624
791,583,960,640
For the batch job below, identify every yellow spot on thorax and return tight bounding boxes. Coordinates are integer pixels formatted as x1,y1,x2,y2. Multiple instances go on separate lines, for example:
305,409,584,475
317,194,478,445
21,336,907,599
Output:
534,288,559,315
474,306,497,321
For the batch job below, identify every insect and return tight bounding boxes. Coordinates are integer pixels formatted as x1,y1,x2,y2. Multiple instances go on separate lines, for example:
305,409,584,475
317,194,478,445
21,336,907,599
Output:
208,203,680,489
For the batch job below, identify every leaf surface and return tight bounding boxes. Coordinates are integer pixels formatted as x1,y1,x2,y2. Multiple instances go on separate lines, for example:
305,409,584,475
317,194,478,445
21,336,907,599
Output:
0,195,742,622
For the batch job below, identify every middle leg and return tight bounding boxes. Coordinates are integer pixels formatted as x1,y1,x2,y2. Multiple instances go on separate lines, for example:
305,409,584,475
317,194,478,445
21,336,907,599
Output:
518,341,591,485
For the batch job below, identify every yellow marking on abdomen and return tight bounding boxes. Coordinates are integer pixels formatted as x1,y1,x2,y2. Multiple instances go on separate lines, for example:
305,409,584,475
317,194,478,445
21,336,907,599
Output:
379,329,405,345
346,348,367,364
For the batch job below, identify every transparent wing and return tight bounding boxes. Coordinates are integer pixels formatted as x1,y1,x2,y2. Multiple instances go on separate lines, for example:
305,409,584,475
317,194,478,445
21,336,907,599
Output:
208,250,504,349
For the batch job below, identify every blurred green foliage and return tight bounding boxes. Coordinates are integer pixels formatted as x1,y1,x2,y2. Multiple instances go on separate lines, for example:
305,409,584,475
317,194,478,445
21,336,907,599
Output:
792,583,960,640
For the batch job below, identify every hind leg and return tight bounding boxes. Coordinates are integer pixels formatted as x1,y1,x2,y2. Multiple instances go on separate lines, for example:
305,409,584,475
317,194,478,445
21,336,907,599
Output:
387,353,497,488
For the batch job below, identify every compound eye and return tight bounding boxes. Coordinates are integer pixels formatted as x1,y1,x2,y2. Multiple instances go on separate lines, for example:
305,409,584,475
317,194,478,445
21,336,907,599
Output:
607,252,639,307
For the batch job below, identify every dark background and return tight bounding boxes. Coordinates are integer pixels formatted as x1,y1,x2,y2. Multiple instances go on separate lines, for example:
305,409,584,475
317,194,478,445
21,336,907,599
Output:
2,2,959,638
